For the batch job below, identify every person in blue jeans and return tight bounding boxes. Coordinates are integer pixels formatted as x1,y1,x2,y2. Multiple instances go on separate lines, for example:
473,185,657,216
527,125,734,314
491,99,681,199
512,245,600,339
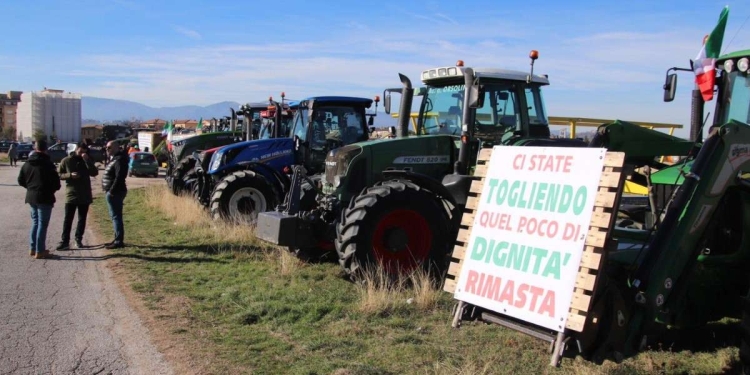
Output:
17,138,61,259
102,141,129,249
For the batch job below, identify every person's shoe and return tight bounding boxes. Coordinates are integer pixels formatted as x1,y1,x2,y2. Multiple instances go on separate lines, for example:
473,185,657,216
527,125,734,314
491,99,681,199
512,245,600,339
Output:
35,250,52,259
105,242,124,249
56,242,69,251
75,240,84,249
30,249,35,257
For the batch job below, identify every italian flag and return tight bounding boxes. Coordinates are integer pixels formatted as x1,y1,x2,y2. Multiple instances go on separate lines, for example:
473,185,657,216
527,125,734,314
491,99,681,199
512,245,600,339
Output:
693,6,729,102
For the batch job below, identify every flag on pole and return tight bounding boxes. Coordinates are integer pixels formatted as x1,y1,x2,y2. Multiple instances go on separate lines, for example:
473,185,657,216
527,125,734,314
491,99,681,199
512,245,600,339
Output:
693,6,729,102
197,117,203,131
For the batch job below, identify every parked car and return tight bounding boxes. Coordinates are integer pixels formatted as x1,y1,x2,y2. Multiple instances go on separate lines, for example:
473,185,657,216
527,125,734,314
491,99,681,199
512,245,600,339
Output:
128,152,159,177
0,141,17,153
47,142,71,164
15,143,33,160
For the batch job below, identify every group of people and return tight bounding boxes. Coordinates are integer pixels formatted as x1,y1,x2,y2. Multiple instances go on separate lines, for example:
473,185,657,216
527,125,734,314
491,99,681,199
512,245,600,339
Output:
16,139,130,259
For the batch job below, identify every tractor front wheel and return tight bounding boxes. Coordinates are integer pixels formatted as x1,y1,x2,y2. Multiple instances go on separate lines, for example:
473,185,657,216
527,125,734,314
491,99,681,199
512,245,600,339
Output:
209,170,276,225
335,179,452,279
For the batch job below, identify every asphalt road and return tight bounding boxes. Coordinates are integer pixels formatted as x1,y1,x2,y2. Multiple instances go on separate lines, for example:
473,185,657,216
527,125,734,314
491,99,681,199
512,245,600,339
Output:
0,162,173,375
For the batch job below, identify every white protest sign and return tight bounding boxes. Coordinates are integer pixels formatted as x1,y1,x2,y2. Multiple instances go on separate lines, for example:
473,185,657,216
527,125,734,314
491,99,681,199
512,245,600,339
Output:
453,145,606,332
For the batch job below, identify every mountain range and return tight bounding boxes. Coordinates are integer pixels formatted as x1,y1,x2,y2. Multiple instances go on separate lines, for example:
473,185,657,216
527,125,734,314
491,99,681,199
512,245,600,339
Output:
82,97,242,123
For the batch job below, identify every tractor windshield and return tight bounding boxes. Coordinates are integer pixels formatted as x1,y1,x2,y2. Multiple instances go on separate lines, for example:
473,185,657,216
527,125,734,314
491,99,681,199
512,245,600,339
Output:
721,70,750,125
294,105,367,147
419,83,547,138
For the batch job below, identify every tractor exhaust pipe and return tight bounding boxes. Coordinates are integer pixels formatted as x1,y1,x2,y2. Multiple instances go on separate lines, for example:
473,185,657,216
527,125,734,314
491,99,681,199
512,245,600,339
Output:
690,88,704,142
396,73,413,138
230,108,237,132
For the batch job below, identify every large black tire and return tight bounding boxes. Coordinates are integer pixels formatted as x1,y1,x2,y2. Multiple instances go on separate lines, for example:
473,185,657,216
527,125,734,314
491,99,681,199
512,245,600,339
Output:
169,157,196,196
335,179,453,278
209,170,276,224
740,295,750,374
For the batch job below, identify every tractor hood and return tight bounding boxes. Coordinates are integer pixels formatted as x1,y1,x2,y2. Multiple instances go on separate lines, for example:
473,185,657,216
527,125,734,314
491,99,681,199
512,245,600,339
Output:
650,160,693,185
208,137,295,175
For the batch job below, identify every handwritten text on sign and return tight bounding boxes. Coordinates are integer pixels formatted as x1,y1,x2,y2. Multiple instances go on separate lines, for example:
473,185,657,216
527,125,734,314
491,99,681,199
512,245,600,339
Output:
453,147,606,332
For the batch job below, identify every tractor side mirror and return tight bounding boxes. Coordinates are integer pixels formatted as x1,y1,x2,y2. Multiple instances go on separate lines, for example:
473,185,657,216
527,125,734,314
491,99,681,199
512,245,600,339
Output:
389,126,397,137
664,73,677,102
384,93,391,115
468,84,485,108
368,116,374,126
368,126,375,134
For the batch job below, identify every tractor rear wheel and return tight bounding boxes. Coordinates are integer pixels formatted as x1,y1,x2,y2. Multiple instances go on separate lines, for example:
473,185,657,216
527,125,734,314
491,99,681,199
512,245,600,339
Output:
209,170,276,225
335,179,452,279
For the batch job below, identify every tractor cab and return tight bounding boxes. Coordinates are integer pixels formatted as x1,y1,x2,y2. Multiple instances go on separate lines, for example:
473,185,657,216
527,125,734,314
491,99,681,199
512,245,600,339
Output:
290,96,376,175
257,99,297,140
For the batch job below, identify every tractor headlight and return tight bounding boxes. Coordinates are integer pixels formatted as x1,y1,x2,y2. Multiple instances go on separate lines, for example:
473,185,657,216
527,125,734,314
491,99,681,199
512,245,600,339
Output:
724,59,735,72
209,152,223,172
739,58,749,73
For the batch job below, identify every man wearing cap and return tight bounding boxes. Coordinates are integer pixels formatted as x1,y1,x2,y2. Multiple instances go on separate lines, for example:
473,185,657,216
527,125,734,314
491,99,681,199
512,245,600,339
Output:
56,142,99,250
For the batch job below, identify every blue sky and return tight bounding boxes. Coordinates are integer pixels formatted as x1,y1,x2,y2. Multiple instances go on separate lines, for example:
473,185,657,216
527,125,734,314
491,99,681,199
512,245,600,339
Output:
2,0,750,138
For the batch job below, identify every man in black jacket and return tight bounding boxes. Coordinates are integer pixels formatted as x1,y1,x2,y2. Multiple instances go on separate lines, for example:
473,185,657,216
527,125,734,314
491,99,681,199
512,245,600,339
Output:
102,141,129,249
56,142,99,250
18,139,61,259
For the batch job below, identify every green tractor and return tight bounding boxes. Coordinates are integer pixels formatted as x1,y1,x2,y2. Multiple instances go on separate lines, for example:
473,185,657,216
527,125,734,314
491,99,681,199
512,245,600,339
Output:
255,52,600,274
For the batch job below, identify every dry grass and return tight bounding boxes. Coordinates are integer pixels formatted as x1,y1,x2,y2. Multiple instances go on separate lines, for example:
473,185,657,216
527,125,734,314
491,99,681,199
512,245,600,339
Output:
354,263,443,315
261,247,305,276
142,184,264,251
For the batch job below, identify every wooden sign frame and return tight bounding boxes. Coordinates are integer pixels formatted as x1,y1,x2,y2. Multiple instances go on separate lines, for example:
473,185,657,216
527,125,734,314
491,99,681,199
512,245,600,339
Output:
443,147,627,366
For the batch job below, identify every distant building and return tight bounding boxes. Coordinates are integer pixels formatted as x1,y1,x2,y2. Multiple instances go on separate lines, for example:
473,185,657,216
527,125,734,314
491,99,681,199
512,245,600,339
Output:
0,91,22,134
173,119,198,129
81,124,103,141
140,118,167,130
16,88,82,143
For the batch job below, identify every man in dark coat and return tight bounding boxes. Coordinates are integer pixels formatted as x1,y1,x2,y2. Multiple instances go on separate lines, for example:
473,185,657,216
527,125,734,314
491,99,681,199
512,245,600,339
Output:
102,141,128,249
56,142,99,250
17,138,61,259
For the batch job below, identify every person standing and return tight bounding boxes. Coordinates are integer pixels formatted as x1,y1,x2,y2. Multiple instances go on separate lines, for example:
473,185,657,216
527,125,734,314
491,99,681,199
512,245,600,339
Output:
102,141,128,249
56,142,99,250
17,139,61,259
8,143,18,166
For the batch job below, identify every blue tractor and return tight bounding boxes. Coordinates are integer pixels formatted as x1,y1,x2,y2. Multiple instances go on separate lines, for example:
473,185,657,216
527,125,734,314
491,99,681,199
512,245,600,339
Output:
206,95,379,224
192,96,297,206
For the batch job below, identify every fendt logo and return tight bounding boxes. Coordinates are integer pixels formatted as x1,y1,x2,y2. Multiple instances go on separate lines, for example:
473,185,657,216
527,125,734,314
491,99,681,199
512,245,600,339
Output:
393,155,449,164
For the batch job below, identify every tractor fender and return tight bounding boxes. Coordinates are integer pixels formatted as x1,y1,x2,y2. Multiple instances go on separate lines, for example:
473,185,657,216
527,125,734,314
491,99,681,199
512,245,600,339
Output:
381,169,458,208
221,163,290,204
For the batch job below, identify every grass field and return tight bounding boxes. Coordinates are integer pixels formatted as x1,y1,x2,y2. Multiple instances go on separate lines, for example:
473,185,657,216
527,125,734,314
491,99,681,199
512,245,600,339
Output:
90,185,744,374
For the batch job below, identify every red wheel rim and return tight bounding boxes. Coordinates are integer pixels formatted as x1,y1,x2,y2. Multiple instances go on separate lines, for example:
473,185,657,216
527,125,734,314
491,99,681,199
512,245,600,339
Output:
371,209,432,274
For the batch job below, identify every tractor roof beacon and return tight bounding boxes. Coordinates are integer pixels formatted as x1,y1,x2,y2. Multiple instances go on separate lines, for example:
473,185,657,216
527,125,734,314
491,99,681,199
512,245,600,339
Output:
203,95,378,225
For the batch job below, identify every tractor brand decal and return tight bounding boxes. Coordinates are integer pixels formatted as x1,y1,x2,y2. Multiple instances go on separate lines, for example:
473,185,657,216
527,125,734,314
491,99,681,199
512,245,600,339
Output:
325,161,337,167
690,204,714,234
710,143,750,195
430,84,465,94
392,155,450,164
249,149,293,162
453,146,607,333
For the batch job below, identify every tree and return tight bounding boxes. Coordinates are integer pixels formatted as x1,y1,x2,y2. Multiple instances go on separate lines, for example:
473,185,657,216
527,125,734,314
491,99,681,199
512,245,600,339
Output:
1,126,16,141
32,129,47,142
